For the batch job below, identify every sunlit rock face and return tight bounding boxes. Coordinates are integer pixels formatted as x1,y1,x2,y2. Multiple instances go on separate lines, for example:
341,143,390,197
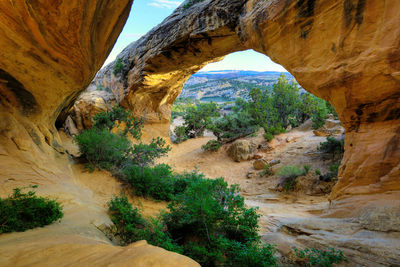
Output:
0,0,133,148
0,1,199,266
84,0,399,207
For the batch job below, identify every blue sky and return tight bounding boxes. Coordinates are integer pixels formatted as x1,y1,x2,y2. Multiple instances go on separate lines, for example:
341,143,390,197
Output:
105,0,287,72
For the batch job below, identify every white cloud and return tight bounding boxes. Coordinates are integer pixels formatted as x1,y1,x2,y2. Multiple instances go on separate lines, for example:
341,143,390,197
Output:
148,0,183,9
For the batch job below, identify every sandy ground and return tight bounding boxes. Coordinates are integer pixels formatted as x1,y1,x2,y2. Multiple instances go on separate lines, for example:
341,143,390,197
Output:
162,121,337,240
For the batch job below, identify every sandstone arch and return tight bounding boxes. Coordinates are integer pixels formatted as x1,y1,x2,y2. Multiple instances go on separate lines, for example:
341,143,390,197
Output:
80,0,399,208
0,0,398,265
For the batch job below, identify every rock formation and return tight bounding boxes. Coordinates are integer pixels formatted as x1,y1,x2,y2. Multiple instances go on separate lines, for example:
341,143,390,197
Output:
0,1,198,265
1,0,399,265
79,0,399,212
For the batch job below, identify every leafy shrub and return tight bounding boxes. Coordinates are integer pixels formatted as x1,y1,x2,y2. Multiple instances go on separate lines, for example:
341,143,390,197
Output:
108,196,181,252
319,163,341,182
75,106,170,173
303,164,311,174
264,132,274,142
108,172,277,266
174,102,219,143
129,137,170,167
315,169,321,176
277,165,304,192
294,247,347,267
124,164,177,201
113,58,124,76
210,111,259,143
261,163,273,176
75,128,131,172
263,125,285,142
0,186,63,233
312,101,328,129
226,240,277,267
201,140,222,152
318,137,344,160
163,176,277,265
182,0,204,10
173,125,188,143
92,106,143,139
329,163,340,177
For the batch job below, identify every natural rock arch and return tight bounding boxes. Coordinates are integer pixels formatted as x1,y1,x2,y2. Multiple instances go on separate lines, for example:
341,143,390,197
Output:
76,0,399,209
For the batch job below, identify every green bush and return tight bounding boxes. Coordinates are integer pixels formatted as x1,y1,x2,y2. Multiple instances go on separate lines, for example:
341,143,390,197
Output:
318,137,344,160
75,128,131,172
277,166,304,192
261,163,273,176
173,125,188,143
108,196,181,252
264,132,274,142
329,163,340,177
108,172,277,266
303,164,311,174
201,140,222,152
124,164,177,201
210,111,259,143
263,125,285,142
0,186,63,233
174,102,219,143
294,247,347,267
129,137,171,167
312,101,328,129
163,176,277,265
225,240,277,267
182,0,204,9
75,106,170,173
113,58,125,76
315,169,321,176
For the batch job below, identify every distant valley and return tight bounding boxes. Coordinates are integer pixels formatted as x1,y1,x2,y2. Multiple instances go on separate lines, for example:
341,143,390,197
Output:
180,70,294,102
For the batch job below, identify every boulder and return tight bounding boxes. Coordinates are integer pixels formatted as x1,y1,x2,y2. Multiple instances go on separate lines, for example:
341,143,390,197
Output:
227,140,256,162
253,159,268,170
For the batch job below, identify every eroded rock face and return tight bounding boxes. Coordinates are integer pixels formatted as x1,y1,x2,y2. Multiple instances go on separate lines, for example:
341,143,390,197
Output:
0,1,198,265
0,0,133,148
82,0,399,207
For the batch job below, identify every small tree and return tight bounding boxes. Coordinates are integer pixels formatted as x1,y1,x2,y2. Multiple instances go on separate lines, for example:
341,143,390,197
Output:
113,58,125,76
75,106,170,173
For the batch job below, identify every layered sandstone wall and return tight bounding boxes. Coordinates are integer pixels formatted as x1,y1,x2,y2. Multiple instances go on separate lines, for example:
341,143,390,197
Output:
0,1,199,265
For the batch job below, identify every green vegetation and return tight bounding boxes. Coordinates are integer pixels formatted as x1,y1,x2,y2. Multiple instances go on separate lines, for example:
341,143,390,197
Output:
173,102,219,142
209,111,259,143
317,137,345,181
108,173,278,266
123,164,178,201
182,0,205,10
202,140,222,152
74,106,170,179
277,165,305,192
113,58,125,76
172,75,335,149
318,137,344,160
76,108,276,266
0,186,63,233
315,169,321,176
261,163,273,176
294,247,347,267
303,164,311,174
171,97,198,119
